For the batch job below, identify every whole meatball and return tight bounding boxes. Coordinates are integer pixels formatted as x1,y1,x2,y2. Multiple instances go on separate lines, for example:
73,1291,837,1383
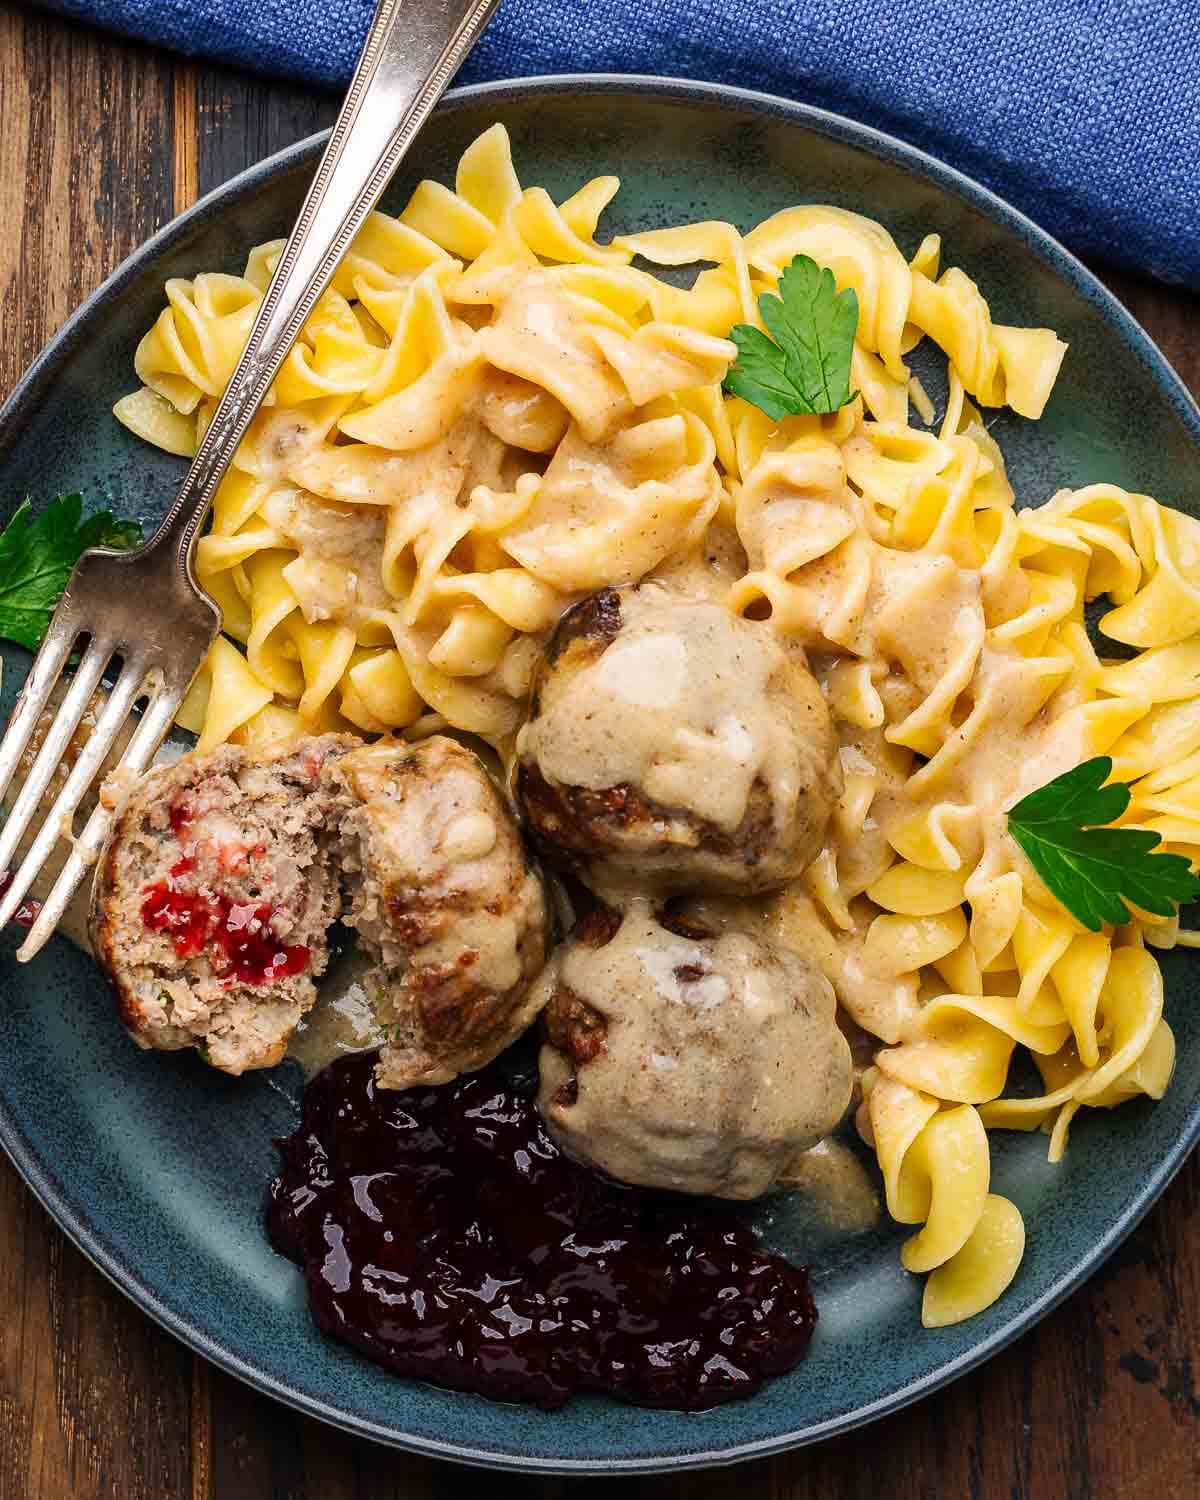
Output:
325,735,549,1089
535,901,853,1199
514,584,839,897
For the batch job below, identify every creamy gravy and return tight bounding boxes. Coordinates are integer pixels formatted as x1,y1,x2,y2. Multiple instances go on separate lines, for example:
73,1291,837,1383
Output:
286,944,384,1076
777,1137,881,1233
649,518,751,605
839,640,1104,928
683,890,920,1048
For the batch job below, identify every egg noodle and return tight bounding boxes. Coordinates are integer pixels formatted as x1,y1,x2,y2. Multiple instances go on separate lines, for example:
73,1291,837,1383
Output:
114,124,1199,1330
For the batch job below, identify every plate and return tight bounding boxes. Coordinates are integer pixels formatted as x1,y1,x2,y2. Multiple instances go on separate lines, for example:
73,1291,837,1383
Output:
1,77,1198,1474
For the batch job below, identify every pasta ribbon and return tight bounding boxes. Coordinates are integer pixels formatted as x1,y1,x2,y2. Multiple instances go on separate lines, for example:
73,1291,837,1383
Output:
908,267,1066,418
898,1106,990,1272
867,1079,994,1282
922,1196,1025,1327
494,414,720,592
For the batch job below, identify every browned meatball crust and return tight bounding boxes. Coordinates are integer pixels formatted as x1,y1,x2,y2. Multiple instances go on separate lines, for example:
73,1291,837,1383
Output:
91,734,354,1074
324,735,550,1088
514,584,840,897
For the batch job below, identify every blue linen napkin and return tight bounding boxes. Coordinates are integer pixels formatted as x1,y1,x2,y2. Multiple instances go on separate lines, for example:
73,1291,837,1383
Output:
35,0,1200,287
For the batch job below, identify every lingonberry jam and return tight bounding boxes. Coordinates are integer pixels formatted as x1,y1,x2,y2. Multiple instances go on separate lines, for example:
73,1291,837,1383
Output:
167,801,193,840
267,1051,818,1411
140,883,309,982
141,882,211,959
211,899,309,984
0,873,40,929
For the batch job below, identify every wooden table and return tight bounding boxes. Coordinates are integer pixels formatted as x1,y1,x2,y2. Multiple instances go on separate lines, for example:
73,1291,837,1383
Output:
1,5,1198,1496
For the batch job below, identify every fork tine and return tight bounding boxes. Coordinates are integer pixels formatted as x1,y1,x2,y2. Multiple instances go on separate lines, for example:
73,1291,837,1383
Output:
0,634,114,880
15,677,180,962
0,646,141,931
0,611,81,808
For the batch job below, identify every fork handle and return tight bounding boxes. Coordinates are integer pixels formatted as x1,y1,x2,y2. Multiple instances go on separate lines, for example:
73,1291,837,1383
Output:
148,0,500,568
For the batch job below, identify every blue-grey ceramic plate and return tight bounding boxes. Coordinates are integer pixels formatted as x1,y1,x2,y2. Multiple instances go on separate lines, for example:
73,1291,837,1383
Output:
0,77,1198,1475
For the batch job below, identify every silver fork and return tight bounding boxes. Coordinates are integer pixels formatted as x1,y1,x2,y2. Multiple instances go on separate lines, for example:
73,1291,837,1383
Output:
0,0,500,960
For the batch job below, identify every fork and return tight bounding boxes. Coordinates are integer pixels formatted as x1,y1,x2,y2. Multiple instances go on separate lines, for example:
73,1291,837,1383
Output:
0,0,500,960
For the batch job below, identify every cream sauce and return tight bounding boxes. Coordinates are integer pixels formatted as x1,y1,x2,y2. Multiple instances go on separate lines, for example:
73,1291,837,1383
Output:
777,1137,881,1233
286,944,385,1076
684,890,920,1048
842,641,1106,923
648,518,750,606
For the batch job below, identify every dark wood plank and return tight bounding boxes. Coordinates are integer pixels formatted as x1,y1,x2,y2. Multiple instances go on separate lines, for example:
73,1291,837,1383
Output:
193,68,337,199
0,7,195,1500
0,3,174,371
1,15,1197,1496
1097,269,1200,395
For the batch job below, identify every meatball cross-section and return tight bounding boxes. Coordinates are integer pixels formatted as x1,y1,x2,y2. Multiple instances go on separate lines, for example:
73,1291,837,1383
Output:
93,731,551,1086
91,734,355,1074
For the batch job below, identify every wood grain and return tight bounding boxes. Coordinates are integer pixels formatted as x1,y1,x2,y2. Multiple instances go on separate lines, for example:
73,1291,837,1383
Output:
0,9,194,1500
0,6,1197,1495
173,62,200,215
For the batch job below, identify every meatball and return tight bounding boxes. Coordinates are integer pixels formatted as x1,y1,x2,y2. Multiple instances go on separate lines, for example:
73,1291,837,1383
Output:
91,734,354,1074
325,735,549,1089
535,900,853,1199
514,584,839,897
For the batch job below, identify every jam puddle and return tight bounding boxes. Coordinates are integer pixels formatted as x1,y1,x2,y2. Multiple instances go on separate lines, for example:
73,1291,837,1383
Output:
268,1051,818,1410
141,882,309,983
0,872,41,929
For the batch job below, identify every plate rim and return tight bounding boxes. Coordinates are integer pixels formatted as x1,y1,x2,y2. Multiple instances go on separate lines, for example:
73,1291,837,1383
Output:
0,71,1198,1475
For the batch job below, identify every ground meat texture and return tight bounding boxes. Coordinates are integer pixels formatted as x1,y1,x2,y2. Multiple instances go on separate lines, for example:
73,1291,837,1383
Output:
535,900,853,1200
323,735,550,1089
90,735,354,1075
514,584,841,898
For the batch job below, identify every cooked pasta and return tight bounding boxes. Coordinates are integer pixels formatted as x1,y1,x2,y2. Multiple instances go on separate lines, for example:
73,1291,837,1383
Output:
115,122,1198,1331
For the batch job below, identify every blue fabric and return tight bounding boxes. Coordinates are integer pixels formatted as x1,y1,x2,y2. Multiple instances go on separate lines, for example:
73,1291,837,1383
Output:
35,0,1200,287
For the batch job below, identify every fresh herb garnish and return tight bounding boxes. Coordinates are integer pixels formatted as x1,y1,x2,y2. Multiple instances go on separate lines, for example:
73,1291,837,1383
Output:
1007,756,1200,931
722,253,858,420
0,493,142,651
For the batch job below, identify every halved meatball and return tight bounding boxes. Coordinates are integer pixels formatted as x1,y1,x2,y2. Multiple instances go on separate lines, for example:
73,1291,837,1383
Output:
91,734,354,1074
536,901,853,1199
514,584,840,897
324,735,549,1089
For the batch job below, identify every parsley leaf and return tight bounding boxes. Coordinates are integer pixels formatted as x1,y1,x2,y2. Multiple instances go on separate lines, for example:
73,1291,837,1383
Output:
1007,756,1200,931
0,494,143,652
723,253,858,420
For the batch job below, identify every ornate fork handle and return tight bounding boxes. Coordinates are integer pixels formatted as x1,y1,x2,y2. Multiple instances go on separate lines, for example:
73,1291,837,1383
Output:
153,0,500,569
0,0,499,958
